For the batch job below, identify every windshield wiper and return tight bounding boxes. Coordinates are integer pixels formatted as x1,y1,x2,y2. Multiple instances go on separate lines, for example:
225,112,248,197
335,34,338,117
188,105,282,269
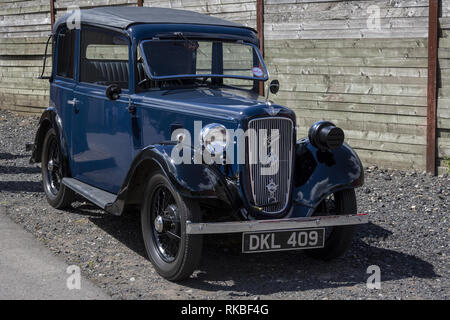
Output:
174,32,208,57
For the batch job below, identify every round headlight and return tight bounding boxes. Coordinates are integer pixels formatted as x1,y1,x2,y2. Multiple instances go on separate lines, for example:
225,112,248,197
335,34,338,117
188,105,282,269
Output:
201,123,228,156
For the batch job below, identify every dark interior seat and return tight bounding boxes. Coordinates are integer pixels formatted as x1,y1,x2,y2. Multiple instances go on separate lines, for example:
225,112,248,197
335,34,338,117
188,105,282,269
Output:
80,59,154,89
81,60,129,88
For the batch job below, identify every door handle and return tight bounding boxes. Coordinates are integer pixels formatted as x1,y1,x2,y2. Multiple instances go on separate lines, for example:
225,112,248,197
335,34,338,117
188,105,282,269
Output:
67,98,79,105
67,98,80,113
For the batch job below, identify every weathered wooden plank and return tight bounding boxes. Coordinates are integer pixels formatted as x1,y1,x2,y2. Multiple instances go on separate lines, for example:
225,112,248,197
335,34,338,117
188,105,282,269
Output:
271,73,427,86
0,43,49,55
54,0,137,10
265,28,429,40
0,59,52,67
296,116,427,137
266,47,429,59
275,90,428,107
297,125,426,145
291,108,427,126
347,138,426,155
0,13,50,27
279,81,426,97
0,36,49,44
353,149,426,169
276,99,427,117
268,64,427,78
437,138,450,158
265,38,428,49
270,55,428,68
266,17,429,32
0,87,49,96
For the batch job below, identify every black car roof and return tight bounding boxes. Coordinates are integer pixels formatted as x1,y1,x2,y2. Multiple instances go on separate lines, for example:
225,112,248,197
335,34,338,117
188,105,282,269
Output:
53,6,256,33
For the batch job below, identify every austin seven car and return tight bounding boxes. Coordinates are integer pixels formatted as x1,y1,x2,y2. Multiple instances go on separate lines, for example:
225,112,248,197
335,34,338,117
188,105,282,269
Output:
31,7,368,281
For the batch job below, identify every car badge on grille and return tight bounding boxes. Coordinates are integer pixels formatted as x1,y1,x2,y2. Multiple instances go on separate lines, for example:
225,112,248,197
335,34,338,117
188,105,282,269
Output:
264,106,281,116
266,179,278,203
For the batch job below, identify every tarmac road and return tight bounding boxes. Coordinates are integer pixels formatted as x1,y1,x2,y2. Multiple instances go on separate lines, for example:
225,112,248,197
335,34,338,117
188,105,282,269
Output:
0,212,110,300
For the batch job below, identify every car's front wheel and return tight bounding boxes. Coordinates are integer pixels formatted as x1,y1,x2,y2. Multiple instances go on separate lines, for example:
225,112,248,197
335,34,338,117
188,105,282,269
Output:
41,128,74,209
306,189,357,261
141,172,203,281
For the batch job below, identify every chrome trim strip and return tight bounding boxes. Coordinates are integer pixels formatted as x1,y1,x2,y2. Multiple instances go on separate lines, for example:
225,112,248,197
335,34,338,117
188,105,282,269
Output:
186,214,369,235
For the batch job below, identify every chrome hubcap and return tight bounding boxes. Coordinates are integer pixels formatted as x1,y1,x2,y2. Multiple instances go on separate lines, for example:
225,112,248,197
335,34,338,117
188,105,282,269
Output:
47,159,54,172
150,186,181,263
44,137,61,196
154,215,164,233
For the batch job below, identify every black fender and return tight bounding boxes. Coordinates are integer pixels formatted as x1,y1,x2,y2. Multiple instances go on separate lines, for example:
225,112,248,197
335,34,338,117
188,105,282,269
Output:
105,144,242,216
291,138,364,217
30,106,71,177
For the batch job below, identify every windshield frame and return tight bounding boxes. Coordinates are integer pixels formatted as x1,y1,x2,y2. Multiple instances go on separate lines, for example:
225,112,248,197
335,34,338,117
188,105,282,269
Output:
138,39,269,82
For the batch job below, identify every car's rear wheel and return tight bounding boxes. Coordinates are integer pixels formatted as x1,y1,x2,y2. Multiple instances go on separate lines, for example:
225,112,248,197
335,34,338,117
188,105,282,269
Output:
306,189,357,261
41,128,74,209
141,172,203,281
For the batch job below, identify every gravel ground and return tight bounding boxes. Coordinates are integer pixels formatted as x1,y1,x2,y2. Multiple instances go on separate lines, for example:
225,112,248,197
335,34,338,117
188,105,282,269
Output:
0,109,448,300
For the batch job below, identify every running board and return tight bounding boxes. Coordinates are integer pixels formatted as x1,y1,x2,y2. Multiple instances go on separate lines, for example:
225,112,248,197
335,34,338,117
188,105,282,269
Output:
62,178,117,210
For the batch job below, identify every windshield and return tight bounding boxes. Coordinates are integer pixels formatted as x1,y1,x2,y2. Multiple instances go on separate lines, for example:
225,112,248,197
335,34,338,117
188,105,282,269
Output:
140,39,268,81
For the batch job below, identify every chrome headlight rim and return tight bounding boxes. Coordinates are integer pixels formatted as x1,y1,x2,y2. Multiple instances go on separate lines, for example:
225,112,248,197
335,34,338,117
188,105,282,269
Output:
200,123,228,156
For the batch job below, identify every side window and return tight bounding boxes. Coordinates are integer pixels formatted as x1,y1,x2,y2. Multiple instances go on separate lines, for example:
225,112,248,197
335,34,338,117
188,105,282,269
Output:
79,27,129,89
56,28,76,79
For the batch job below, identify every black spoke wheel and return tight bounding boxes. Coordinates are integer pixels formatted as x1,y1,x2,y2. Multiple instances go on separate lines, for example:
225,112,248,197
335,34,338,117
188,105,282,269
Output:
44,136,61,195
150,186,181,263
41,128,74,209
306,189,357,261
141,172,203,281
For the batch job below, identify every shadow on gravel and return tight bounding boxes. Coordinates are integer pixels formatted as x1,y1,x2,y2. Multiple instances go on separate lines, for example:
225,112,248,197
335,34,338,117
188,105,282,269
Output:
0,181,42,193
0,153,28,160
67,203,148,258
180,222,438,295
0,165,40,175
66,203,438,295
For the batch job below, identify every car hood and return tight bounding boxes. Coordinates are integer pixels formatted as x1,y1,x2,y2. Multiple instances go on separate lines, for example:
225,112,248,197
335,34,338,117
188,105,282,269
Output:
135,87,295,122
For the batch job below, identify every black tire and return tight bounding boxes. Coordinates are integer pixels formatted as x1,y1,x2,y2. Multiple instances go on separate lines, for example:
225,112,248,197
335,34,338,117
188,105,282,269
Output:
41,128,75,209
306,189,357,261
141,172,203,281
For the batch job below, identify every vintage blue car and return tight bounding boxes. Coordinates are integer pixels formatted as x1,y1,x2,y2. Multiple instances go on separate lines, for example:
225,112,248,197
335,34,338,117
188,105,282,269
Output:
31,7,368,281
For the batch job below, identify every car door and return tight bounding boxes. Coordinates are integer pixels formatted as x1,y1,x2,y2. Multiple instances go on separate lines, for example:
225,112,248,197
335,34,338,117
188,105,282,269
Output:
52,27,77,150
70,26,134,194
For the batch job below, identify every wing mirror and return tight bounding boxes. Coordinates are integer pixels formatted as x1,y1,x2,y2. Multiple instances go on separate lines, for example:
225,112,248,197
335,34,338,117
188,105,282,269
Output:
106,84,122,101
265,79,280,102
269,79,280,94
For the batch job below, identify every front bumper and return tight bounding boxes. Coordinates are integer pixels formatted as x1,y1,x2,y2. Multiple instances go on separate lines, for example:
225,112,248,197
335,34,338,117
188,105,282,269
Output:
186,214,368,235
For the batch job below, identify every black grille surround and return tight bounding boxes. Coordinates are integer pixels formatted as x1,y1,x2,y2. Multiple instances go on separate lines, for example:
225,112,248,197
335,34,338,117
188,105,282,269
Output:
244,117,295,215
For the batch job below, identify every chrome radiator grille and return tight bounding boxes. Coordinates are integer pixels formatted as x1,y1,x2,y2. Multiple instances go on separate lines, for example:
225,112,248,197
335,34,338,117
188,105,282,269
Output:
247,117,294,214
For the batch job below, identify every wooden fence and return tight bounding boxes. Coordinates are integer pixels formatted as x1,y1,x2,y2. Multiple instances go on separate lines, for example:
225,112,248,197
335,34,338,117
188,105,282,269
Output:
0,0,448,174
438,0,450,174
264,0,430,171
